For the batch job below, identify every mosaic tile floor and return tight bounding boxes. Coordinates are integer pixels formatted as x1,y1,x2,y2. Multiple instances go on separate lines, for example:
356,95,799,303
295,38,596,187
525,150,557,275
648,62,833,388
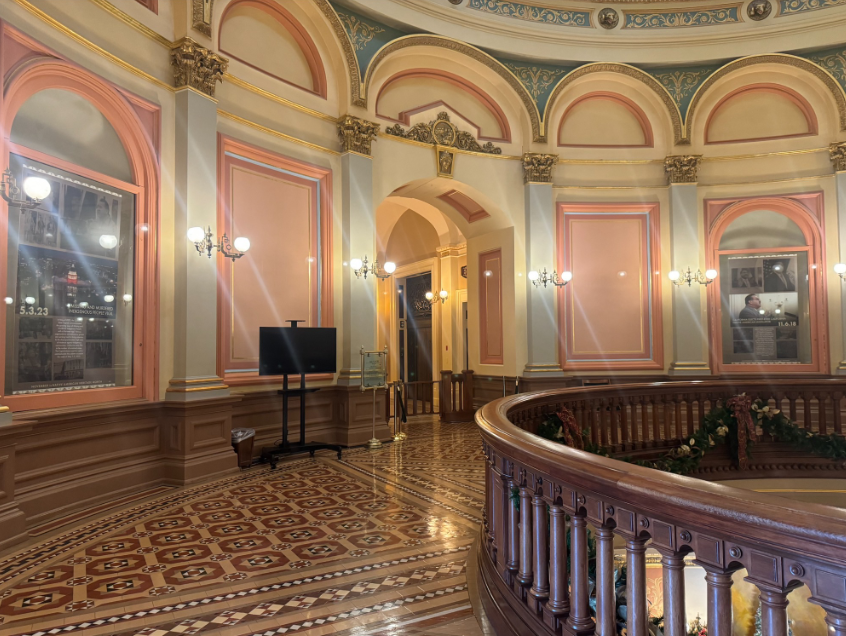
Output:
0,417,487,636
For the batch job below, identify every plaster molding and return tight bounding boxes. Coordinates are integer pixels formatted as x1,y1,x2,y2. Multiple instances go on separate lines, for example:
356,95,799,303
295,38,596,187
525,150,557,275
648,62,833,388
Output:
170,37,228,97
337,114,380,155
523,153,558,183
831,141,846,172
664,154,702,183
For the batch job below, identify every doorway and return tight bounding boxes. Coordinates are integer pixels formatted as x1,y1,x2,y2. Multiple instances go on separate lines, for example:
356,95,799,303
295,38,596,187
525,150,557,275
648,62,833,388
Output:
401,272,433,384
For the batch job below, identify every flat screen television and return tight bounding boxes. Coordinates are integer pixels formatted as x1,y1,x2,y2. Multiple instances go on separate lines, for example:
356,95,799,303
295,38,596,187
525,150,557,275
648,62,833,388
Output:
259,326,337,376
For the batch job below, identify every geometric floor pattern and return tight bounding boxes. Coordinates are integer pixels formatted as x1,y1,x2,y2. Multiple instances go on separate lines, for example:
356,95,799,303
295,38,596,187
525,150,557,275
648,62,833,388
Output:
0,417,485,636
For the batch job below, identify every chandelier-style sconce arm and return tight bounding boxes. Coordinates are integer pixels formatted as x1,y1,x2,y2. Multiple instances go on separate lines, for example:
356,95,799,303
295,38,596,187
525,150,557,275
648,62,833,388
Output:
0,169,52,211
528,267,572,288
188,226,251,262
424,290,449,307
669,267,717,287
835,263,846,281
350,256,396,280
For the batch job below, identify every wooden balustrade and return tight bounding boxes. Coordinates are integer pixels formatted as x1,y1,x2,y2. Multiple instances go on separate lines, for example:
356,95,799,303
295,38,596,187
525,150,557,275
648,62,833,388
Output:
440,369,475,422
476,380,846,636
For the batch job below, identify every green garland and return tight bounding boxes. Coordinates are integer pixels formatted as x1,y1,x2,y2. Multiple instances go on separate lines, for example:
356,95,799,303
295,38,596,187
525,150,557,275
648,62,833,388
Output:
535,395,846,477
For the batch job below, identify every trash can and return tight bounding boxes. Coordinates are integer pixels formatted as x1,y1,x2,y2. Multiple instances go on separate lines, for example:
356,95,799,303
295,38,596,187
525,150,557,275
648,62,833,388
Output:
231,428,255,469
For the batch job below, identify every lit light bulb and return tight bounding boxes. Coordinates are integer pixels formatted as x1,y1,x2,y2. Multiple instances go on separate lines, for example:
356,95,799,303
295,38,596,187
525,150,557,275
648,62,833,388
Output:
705,269,718,280
233,236,251,252
383,261,396,274
104,294,115,303
439,290,448,299
425,291,434,300
99,234,118,249
350,258,363,270
4,297,13,305
25,296,35,305
484,270,492,277
835,263,846,274
187,226,205,243
22,176,51,201
528,270,539,281
123,294,132,303
668,270,680,281
561,271,573,282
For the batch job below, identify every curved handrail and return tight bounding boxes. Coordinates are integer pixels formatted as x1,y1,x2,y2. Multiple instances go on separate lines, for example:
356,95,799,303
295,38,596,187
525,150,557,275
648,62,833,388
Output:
476,380,846,635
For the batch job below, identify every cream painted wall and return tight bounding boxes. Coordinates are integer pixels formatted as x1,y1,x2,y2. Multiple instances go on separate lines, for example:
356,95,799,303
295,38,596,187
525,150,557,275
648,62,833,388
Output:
385,210,440,266
707,91,811,144
559,98,647,147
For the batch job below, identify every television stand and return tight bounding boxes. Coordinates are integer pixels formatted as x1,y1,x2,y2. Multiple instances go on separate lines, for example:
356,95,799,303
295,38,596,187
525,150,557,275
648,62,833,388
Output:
260,373,343,469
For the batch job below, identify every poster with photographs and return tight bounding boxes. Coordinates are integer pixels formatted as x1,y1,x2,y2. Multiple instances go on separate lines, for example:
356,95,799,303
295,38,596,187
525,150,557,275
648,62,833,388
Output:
5,158,128,395
721,253,808,365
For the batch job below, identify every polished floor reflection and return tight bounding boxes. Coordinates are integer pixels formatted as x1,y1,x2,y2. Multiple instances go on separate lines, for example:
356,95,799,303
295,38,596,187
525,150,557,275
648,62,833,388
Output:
0,417,485,636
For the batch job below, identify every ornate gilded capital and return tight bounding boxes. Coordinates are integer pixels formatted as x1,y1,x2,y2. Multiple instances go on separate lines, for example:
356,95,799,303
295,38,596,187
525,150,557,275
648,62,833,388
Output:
337,115,380,155
664,155,702,184
830,142,846,172
170,37,228,98
522,153,558,184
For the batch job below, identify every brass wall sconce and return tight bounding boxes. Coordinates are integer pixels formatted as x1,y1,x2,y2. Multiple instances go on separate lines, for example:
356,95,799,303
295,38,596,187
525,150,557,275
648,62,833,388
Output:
424,290,449,306
188,226,250,261
835,263,846,280
528,267,572,288
669,267,717,287
0,169,51,210
350,256,395,280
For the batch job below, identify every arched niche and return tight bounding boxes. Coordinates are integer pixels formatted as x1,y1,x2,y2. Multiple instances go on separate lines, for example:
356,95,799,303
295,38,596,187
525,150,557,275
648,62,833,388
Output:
375,69,511,142
705,84,817,145
558,92,653,148
11,88,133,183
219,0,327,97
706,196,827,375
1,58,160,409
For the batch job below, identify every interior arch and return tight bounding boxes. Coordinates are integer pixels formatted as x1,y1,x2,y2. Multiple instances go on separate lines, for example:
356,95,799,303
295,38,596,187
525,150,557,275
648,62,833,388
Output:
219,0,327,97
558,91,653,148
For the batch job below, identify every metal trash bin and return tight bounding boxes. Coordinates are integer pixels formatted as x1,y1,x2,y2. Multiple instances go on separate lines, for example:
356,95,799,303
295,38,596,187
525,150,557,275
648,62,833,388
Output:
231,428,255,469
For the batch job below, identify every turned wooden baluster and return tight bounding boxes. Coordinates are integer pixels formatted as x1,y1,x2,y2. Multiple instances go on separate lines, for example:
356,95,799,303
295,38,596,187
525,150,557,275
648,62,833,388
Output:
622,395,632,446
627,534,649,636
517,484,534,587
803,390,813,431
657,549,687,636
595,524,616,635
756,585,792,636
567,508,594,632
819,392,828,435
835,390,844,434
506,474,519,573
530,489,550,601
547,504,569,617
822,608,846,636
701,565,735,636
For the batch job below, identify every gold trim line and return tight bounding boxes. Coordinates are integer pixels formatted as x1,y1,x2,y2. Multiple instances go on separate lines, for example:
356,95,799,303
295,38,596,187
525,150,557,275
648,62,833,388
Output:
218,111,339,156
223,74,338,123
88,0,172,48
166,384,230,393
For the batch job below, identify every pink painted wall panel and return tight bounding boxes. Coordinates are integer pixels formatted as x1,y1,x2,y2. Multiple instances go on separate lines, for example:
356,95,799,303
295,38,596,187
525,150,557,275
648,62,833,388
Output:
229,165,314,364
479,250,503,364
568,218,645,355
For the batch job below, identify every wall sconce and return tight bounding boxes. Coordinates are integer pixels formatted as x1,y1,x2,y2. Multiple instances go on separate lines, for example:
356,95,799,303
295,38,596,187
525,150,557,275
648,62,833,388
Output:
350,256,396,280
0,169,51,210
835,263,846,280
669,267,717,287
123,294,133,306
188,226,250,261
528,267,572,288
424,290,449,306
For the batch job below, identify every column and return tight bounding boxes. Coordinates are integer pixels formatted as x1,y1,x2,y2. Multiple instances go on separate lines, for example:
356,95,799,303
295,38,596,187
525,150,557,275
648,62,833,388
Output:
832,142,846,374
517,485,533,586
594,525,616,635
757,586,791,636
626,536,649,636
167,38,230,399
658,549,687,636
567,511,594,633
666,155,710,376
337,115,379,385
522,153,564,379
547,504,569,616
438,245,464,372
529,491,549,600
701,564,734,636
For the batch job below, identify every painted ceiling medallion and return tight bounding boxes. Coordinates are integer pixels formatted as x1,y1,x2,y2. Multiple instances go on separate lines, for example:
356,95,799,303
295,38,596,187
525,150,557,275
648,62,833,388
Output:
747,0,772,19
598,7,620,28
386,112,502,154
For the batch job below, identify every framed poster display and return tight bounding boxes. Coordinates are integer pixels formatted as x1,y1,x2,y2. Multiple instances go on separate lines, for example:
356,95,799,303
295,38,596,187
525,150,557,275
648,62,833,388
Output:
3,153,136,395
717,251,811,366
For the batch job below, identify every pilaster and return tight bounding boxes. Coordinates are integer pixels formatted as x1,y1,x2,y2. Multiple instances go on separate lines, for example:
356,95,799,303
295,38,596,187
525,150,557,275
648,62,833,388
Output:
666,155,711,376
832,142,846,374
167,41,229,399
338,116,379,385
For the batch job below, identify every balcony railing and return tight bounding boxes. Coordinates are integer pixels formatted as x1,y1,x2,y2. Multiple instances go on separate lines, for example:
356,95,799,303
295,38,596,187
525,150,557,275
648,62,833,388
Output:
476,379,846,636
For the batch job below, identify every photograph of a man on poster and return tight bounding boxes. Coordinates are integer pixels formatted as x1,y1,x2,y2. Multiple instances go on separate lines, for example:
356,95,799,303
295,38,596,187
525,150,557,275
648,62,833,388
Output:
731,267,762,290
764,258,796,292
20,209,59,248
738,294,763,320
19,316,52,340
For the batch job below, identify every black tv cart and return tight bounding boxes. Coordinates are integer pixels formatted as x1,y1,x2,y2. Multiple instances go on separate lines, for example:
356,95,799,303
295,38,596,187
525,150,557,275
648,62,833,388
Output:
260,372,343,469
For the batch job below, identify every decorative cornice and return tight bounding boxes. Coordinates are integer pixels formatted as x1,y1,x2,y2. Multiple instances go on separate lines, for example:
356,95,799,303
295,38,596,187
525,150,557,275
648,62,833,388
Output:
170,37,228,97
313,0,363,106
831,142,846,172
623,5,742,28
522,153,558,183
192,0,214,38
465,0,592,27
385,112,502,154
337,13,385,50
645,65,718,121
338,115,380,155
664,155,702,184
804,46,846,95
779,0,846,15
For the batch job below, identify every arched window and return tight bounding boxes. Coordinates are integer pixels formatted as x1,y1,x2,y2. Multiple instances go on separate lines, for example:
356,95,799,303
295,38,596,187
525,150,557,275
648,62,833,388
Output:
1,61,159,410
707,196,826,374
